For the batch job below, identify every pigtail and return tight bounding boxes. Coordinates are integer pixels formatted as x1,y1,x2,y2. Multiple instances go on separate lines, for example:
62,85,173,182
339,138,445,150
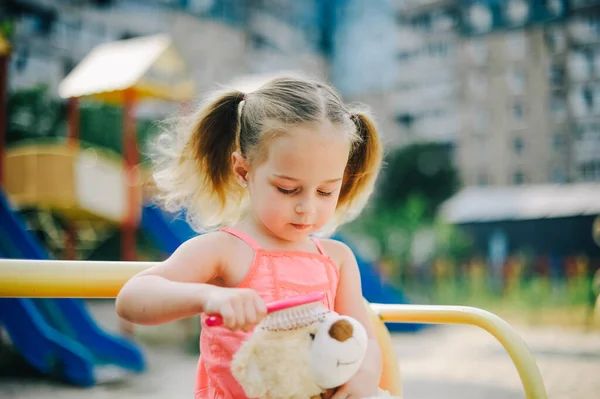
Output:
151,89,246,232
190,91,245,203
334,111,383,226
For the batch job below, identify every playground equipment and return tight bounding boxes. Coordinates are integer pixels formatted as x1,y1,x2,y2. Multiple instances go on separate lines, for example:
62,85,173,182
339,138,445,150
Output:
0,35,546,395
0,34,195,386
0,189,145,386
0,258,548,398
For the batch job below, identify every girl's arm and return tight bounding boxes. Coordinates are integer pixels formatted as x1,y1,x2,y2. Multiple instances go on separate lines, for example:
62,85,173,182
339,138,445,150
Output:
326,240,383,397
116,232,265,328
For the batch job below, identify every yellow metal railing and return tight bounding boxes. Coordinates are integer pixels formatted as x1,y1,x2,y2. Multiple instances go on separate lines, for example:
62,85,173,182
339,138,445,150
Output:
0,259,152,298
371,304,547,399
0,259,547,398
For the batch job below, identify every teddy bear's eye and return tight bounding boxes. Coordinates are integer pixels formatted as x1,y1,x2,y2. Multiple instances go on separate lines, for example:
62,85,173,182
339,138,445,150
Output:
309,333,315,340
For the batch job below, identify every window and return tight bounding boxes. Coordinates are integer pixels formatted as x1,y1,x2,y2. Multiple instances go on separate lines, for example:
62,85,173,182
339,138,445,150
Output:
474,108,491,133
545,27,566,53
591,49,600,77
251,34,277,50
468,3,493,33
552,133,566,150
505,0,530,26
545,0,564,16
468,39,489,65
396,113,416,128
568,50,592,81
412,13,432,31
428,42,450,57
570,85,595,117
549,63,565,86
477,173,489,186
550,168,566,183
432,10,456,31
507,67,526,94
579,161,600,181
513,171,525,184
93,0,114,7
506,32,527,60
512,102,525,121
513,137,524,153
569,14,600,44
550,95,567,120
468,74,488,97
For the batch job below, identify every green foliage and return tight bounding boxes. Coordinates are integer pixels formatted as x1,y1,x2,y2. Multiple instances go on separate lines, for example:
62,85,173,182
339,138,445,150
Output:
0,19,14,41
7,85,160,162
7,85,65,143
375,142,460,219
344,142,465,267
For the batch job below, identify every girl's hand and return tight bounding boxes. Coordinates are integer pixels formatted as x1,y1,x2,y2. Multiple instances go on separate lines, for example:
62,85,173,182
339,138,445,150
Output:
204,287,267,331
322,368,380,399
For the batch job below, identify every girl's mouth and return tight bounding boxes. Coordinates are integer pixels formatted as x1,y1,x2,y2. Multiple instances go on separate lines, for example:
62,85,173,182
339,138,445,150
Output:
291,223,312,230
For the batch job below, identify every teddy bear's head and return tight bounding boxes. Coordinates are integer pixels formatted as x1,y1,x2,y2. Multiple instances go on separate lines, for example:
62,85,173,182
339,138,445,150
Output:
231,309,368,399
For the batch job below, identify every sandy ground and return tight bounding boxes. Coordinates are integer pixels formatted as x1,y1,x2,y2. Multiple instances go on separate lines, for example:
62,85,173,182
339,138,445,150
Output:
1,300,599,399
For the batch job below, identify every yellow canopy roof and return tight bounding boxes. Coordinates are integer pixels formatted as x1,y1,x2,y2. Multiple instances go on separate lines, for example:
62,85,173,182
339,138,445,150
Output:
0,33,10,56
58,34,195,103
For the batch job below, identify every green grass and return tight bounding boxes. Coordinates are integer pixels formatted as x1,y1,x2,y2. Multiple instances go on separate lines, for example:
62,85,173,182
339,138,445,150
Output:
401,274,600,330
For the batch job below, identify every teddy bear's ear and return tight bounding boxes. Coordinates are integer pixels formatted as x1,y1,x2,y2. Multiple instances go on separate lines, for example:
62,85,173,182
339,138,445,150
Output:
231,337,268,398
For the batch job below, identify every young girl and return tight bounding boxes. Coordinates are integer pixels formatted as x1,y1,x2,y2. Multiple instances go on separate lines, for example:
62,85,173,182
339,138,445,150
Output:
116,75,384,399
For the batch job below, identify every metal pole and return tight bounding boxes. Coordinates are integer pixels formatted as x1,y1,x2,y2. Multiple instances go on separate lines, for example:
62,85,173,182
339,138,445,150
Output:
66,97,79,149
372,304,548,399
0,53,8,185
122,88,138,262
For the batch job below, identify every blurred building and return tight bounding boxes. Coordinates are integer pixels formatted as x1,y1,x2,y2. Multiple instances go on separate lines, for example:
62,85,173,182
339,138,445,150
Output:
391,0,460,147
328,0,402,146
396,0,600,185
457,0,600,186
5,0,600,186
6,0,248,118
4,0,331,110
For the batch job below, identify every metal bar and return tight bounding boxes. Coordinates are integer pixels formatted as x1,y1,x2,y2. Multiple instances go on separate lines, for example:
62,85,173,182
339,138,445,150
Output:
66,97,79,149
0,259,153,298
0,259,548,399
371,304,547,399
0,53,8,185
122,88,139,262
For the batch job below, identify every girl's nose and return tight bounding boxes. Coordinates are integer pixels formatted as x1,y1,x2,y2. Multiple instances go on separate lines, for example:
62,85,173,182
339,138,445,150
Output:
295,197,315,215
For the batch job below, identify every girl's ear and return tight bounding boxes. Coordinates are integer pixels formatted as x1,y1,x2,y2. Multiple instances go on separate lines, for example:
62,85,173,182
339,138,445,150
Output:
232,151,250,187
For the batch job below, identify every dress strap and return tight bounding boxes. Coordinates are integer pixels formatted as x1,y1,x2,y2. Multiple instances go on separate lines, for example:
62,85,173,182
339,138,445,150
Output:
221,227,262,250
311,237,328,256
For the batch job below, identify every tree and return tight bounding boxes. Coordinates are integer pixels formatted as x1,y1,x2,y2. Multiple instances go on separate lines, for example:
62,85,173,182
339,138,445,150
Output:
7,85,159,162
375,142,460,219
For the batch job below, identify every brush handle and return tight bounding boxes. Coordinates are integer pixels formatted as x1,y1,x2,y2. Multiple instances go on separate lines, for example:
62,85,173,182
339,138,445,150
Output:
205,291,325,327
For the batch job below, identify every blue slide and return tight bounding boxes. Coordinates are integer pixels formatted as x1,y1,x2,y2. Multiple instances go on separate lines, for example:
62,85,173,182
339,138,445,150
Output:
139,204,422,332
0,190,145,386
141,204,197,254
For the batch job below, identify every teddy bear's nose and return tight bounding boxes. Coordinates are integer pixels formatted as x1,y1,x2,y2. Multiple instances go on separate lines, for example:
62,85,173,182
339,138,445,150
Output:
328,319,353,342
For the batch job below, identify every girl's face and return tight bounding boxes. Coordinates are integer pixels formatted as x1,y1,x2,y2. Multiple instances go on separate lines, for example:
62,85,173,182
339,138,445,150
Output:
237,122,351,242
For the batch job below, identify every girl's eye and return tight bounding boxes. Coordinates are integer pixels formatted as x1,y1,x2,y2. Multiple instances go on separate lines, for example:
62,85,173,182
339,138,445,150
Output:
277,187,296,195
318,190,333,197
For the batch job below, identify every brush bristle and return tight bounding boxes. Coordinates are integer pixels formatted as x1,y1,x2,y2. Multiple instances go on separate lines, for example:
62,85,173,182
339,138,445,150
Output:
260,302,331,331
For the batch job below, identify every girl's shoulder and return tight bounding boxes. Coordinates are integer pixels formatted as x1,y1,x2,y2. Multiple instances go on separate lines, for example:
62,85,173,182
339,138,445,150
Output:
179,230,255,283
317,238,356,271
178,230,249,263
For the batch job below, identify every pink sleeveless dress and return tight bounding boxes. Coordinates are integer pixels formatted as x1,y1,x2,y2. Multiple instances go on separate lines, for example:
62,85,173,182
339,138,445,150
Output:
194,227,340,399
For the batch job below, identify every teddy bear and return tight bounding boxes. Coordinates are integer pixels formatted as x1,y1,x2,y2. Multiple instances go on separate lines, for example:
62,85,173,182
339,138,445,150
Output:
231,305,393,399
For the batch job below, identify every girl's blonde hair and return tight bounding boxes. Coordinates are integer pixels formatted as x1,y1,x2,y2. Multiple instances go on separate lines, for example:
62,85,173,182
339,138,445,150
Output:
151,75,383,234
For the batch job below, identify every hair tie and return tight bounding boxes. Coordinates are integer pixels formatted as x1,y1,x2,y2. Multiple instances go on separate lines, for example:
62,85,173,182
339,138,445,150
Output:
243,93,247,101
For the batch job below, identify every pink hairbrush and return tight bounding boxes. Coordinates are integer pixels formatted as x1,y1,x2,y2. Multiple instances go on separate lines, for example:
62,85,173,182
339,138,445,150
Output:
205,291,329,330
